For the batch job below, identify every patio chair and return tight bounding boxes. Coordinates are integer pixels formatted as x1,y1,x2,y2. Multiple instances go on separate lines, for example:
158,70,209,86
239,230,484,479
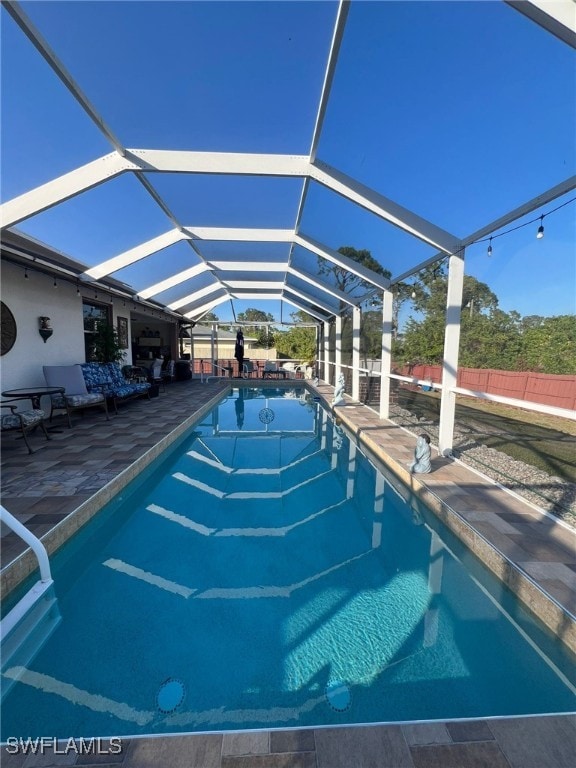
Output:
1,401,51,454
263,361,288,379
43,364,109,428
242,360,257,378
161,359,175,386
263,361,278,377
148,359,165,392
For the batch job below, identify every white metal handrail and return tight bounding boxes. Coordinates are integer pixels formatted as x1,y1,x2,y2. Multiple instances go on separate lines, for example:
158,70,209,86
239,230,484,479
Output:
0,505,51,583
200,360,233,384
0,505,57,672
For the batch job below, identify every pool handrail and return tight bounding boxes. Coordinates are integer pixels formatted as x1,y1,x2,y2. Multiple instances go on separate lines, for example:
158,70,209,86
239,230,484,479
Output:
201,360,233,383
0,504,52,583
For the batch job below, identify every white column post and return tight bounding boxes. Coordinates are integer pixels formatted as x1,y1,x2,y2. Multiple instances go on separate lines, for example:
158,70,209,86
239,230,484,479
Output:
352,306,361,401
189,329,195,375
210,323,216,375
323,321,330,382
439,250,465,455
315,324,320,379
334,314,342,386
379,290,393,419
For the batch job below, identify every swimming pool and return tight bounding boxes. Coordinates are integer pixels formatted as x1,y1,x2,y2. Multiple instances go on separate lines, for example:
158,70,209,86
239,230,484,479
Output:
1,387,575,739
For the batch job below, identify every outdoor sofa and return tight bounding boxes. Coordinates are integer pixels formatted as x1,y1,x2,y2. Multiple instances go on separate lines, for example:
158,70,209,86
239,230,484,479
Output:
80,363,151,413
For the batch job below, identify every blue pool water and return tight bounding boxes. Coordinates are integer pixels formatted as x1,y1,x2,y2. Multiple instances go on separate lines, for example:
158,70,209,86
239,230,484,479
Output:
1,388,575,739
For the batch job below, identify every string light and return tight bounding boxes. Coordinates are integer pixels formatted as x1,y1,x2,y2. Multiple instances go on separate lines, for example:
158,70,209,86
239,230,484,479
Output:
24,267,28,279
474,195,574,255
76,283,81,295
411,288,417,299
53,279,57,288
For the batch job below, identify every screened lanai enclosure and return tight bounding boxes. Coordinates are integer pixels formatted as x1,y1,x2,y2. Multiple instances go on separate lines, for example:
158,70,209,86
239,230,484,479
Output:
1,0,574,458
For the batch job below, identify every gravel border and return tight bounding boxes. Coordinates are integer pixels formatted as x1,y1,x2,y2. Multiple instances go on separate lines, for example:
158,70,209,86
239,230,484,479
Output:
389,403,576,528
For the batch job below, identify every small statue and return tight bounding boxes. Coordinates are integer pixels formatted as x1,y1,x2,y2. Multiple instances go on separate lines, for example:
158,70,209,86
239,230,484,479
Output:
332,372,346,406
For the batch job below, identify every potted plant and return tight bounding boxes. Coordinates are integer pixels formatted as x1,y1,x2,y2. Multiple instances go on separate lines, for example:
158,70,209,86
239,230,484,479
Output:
91,322,125,364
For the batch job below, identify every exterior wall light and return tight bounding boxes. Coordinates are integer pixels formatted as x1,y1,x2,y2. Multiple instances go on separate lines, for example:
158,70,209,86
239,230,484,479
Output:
39,317,53,343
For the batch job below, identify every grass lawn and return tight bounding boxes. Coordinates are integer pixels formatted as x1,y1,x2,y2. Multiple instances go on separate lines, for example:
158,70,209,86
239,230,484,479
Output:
396,389,576,483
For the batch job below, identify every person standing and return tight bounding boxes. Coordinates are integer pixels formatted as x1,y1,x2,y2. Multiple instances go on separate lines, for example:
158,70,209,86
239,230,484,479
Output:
234,330,245,377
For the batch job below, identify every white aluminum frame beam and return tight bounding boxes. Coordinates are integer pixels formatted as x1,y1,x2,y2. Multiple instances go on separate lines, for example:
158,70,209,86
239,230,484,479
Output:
84,226,294,280
282,294,330,322
3,2,125,155
139,263,212,300
462,174,576,247
295,233,391,290
393,175,576,285
309,160,459,254
84,229,187,280
287,265,358,306
309,0,350,162
223,280,285,289
168,282,224,311
283,284,338,317
127,149,311,176
184,294,230,319
505,0,576,48
0,152,308,230
230,292,283,300
0,153,131,228
184,227,295,242
209,261,288,272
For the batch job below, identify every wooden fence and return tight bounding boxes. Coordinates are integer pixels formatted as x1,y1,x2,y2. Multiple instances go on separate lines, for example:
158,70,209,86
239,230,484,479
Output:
399,365,576,411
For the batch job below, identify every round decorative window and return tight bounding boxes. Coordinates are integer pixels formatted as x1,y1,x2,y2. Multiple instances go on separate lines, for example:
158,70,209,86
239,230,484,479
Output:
258,407,275,424
1,301,17,356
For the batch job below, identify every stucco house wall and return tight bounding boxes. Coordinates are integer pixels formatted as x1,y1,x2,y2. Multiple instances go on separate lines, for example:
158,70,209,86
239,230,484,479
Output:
0,261,133,404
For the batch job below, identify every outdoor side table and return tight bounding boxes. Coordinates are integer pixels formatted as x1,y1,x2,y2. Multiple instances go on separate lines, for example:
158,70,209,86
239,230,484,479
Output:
2,386,65,410
2,387,65,433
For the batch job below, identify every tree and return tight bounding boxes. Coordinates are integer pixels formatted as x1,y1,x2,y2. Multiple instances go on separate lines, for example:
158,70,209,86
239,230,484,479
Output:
519,315,576,374
458,310,522,369
360,310,384,359
317,246,390,297
237,308,275,347
275,311,317,362
237,308,274,324
316,246,391,364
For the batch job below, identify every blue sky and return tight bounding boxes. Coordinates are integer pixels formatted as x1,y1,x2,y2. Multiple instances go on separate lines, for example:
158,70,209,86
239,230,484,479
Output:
1,0,574,324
